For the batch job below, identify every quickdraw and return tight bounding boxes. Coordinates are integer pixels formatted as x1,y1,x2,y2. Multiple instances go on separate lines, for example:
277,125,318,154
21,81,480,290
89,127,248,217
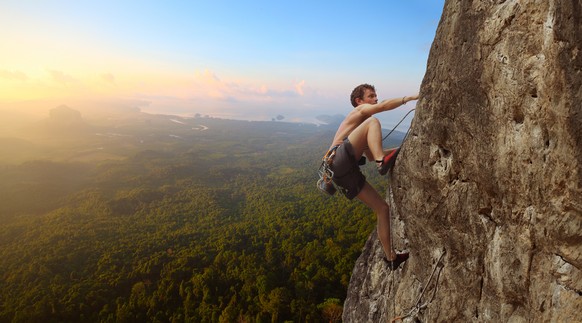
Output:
317,145,339,196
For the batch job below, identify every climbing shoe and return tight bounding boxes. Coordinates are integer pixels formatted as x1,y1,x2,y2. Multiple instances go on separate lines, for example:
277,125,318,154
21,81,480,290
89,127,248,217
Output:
383,251,409,270
377,147,401,175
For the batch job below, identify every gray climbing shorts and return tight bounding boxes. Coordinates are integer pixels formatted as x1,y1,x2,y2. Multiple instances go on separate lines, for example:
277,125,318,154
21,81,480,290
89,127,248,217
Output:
330,139,366,200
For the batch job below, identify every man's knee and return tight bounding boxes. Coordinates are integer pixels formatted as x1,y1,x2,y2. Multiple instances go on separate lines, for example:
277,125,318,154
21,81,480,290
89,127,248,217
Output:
366,117,381,127
370,199,390,215
378,201,390,215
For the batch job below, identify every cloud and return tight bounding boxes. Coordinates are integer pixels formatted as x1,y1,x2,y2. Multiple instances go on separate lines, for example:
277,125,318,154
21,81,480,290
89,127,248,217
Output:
295,80,305,96
196,69,220,85
101,68,345,123
48,69,77,85
192,69,305,103
258,85,268,95
0,69,28,81
100,73,116,85
193,69,238,101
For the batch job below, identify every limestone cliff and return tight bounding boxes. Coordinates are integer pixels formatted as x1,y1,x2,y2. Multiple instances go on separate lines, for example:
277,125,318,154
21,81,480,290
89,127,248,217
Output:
343,1,582,322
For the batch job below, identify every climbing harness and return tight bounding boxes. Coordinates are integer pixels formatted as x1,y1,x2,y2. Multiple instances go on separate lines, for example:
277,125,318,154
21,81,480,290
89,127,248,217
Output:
390,249,447,323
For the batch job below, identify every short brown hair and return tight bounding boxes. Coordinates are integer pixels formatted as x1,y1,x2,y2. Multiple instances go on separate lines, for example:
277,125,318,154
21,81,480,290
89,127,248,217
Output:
350,83,375,107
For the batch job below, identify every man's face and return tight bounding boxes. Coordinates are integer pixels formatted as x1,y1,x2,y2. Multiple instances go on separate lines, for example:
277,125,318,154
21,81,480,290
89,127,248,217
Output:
361,89,378,105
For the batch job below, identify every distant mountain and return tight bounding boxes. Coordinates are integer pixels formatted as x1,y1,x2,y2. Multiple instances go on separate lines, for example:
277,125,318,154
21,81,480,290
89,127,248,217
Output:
49,105,83,124
316,114,345,126
18,105,94,143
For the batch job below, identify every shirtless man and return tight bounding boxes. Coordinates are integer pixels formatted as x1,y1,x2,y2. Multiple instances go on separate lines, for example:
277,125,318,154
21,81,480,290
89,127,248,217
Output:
327,83,418,269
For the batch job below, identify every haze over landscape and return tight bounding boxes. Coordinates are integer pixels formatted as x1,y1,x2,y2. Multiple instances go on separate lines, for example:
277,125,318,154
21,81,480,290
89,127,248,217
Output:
1,1,444,128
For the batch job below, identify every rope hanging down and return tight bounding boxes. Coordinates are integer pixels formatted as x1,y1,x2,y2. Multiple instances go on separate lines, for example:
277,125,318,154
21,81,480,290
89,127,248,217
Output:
390,249,447,323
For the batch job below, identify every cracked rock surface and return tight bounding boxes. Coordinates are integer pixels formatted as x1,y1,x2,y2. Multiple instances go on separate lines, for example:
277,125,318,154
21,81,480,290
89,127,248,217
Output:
343,1,581,322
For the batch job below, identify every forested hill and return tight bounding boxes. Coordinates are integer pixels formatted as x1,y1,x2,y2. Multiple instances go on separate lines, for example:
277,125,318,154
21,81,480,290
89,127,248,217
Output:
0,109,404,322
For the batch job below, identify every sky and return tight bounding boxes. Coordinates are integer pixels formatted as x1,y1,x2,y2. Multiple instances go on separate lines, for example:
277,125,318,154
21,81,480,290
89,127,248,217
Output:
0,0,445,128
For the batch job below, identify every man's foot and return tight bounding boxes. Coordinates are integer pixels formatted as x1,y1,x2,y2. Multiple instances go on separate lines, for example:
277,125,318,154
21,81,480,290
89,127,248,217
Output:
383,251,409,270
376,147,401,175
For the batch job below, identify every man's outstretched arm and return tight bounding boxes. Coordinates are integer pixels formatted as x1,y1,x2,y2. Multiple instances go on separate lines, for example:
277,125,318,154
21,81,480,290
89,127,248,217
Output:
359,94,419,117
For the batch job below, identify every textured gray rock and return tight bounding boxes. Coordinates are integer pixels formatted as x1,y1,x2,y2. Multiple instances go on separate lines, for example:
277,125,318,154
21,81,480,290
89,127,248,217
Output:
344,1,582,322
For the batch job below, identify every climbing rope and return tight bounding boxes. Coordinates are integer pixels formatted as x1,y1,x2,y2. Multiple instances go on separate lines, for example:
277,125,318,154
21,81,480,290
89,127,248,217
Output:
382,109,415,143
390,249,447,323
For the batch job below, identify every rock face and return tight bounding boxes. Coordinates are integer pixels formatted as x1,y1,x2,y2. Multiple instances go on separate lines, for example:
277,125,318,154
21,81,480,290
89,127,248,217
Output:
344,1,581,322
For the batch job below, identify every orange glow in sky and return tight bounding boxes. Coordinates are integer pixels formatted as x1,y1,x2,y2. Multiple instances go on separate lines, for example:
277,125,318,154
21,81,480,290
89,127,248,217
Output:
0,1,444,124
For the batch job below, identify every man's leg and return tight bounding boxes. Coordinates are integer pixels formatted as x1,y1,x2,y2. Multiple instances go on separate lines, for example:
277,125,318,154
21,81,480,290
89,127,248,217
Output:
347,117,385,161
356,182,397,261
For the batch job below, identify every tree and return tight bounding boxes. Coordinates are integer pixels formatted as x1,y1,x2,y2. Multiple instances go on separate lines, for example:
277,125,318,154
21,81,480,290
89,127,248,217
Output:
317,298,343,323
260,287,289,323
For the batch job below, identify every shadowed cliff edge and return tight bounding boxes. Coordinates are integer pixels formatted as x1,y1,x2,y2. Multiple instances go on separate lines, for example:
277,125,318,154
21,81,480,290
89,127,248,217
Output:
343,1,582,322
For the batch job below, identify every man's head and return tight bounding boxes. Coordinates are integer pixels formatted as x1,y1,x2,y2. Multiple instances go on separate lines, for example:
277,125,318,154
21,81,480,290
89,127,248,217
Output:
350,83,377,107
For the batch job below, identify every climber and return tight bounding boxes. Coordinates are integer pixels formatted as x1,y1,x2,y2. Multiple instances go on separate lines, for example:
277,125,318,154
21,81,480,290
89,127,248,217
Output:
325,83,418,269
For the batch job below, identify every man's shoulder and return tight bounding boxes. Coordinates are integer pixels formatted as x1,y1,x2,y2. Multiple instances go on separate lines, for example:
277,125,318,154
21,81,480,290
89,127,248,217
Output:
353,104,375,117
